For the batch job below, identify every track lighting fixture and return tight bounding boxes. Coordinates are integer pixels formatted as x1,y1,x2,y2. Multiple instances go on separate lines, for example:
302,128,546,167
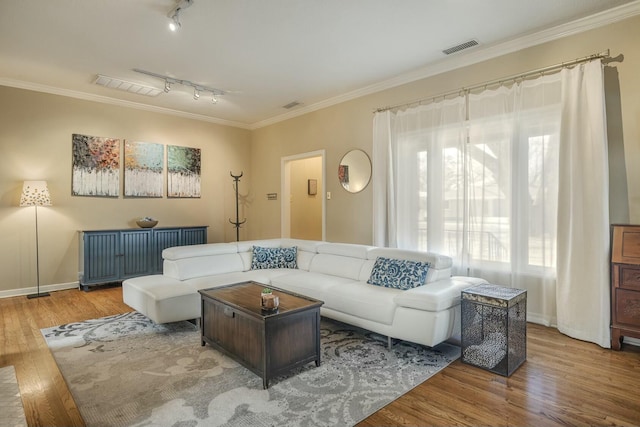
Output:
168,0,193,32
133,69,226,105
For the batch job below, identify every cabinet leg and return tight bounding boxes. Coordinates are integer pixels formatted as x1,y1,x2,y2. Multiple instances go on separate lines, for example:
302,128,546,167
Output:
611,328,622,350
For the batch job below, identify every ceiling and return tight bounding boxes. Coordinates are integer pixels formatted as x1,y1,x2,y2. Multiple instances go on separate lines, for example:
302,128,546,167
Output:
0,0,637,129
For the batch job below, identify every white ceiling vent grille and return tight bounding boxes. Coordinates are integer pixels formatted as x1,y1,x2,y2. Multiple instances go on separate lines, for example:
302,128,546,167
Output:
94,74,162,97
442,39,479,55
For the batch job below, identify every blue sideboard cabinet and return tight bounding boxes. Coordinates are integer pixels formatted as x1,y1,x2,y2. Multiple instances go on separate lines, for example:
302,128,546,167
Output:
79,226,207,290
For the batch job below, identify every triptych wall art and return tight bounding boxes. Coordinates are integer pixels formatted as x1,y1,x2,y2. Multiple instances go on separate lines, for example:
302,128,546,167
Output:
72,133,201,198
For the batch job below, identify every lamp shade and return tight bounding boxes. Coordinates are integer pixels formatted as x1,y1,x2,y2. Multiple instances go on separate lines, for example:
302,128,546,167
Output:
20,181,52,207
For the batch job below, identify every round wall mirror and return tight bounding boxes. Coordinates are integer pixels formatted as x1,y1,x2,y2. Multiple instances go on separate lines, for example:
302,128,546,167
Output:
338,149,372,193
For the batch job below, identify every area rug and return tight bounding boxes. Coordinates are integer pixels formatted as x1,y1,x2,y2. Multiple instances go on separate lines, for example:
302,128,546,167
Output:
0,365,27,427
42,312,459,427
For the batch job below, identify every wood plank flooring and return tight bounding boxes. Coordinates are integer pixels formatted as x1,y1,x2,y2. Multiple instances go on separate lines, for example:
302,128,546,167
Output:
1,286,639,426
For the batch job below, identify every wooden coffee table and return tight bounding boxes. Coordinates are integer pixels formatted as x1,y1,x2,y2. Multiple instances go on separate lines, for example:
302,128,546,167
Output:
199,281,323,388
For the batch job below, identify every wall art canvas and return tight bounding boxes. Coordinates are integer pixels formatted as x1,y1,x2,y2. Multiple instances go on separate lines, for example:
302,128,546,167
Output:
167,145,201,198
124,141,164,198
72,134,120,197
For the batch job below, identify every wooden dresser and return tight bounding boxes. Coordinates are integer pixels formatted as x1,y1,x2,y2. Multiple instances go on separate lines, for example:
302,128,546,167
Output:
610,224,640,350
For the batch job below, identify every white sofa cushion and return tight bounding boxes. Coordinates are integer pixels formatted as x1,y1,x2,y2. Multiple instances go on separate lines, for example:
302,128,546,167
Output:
184,269,296,291
163,242,237,259
393,276,485,312
322,281,399,325
123,274,192,300
164,253,244,281
309,242,371,280
162,242,245,280
309,254,366,280
317,242,372,258
280,238,324,253
271,271,353,302
122,275,200,324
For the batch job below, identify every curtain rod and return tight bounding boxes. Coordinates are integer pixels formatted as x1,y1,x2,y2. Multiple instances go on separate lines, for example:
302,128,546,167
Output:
375,49,611,113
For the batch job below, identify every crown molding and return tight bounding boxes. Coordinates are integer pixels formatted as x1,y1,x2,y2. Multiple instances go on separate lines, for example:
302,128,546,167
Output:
250,0,640,129
0,78,252,130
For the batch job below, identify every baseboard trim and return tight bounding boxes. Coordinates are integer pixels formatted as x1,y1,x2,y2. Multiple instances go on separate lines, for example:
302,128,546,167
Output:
0,282,79,299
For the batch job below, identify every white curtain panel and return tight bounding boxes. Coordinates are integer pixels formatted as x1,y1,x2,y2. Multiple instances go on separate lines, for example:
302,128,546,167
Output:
373,59,610,347
556,60,610,348
372,110,395,248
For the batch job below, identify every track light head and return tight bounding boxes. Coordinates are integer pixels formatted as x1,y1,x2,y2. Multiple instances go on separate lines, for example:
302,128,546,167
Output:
168,0,193,32
169,14,180,31
164,80,172,93
212,94,218,104
193,88,200,100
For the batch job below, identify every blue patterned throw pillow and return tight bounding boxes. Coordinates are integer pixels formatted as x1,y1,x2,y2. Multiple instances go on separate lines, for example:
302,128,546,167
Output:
367,256,430,290
251,246,298,270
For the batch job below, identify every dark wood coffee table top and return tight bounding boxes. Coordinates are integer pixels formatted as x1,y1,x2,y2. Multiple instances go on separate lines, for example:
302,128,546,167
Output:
199,281,323,318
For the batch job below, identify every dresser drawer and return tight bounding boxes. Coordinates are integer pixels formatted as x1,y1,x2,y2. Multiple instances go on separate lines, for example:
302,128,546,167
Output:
618,265,640,291
614,289,640,327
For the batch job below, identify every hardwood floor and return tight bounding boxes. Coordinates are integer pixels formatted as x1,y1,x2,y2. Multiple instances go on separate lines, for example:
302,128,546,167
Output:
0,287,130,427
1,287,639,426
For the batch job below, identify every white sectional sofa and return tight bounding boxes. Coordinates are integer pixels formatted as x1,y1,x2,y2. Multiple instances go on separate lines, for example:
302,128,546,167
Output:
122,238,486,348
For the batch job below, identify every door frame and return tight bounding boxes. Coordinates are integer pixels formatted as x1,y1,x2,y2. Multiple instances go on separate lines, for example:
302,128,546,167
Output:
281,150,326,241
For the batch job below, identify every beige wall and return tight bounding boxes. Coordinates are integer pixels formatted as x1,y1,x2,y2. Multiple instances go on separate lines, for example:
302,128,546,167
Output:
0,86,251,294
249,15,640,244
250,104,374,243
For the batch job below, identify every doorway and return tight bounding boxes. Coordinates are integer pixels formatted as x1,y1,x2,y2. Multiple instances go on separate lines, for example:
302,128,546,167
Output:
281,150,326,241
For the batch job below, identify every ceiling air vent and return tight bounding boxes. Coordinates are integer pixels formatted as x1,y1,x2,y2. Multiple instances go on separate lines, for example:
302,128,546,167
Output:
94,74,162,97
282,101,302,109
442,39,479,55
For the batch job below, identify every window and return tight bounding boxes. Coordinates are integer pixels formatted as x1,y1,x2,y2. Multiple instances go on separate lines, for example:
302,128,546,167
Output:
393,92,560,277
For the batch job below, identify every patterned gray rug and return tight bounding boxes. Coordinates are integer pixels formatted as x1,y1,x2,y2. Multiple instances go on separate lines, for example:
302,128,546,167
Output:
42,312,459,427
0,365,27,427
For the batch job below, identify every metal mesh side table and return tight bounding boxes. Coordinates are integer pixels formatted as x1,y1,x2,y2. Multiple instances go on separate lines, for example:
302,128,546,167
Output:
461,284,526,376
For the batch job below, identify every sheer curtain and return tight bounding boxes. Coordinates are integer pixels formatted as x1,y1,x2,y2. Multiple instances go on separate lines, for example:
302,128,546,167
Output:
465,76,562,327
373,59,610,347
373,98,467,253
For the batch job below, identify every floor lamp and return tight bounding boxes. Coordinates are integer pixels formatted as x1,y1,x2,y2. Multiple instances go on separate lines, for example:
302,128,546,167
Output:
20,180,52,299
